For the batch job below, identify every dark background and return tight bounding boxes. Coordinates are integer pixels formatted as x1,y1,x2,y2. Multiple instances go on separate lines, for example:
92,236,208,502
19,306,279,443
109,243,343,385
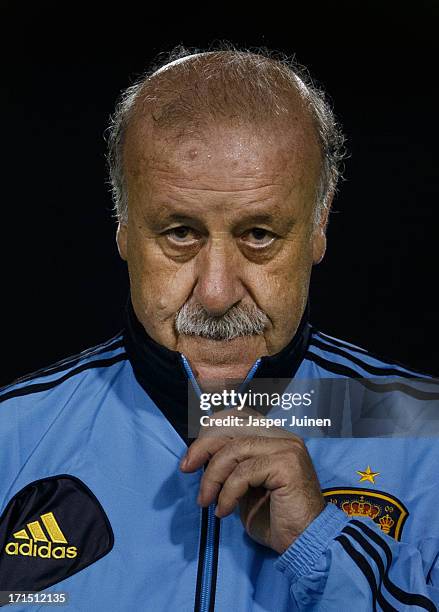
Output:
2,2,438,385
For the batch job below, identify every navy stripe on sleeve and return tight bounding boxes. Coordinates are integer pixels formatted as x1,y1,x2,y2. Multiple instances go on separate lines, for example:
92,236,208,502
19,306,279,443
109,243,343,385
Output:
315,330,437,377
350,520,437,611
310,337,426,379
7,336,124,388
306,352,439,401
335,534,393,611
315,330,371,355
0,353,128,403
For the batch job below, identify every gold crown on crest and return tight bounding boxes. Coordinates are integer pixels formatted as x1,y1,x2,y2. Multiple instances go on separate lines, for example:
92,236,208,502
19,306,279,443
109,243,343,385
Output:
378,514,395,533
341,496,381,520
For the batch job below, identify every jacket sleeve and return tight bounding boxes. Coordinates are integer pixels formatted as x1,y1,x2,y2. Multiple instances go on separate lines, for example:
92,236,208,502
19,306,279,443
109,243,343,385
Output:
275,503,439,611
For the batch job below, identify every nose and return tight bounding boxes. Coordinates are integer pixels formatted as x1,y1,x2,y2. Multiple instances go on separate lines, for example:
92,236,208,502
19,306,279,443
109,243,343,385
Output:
192,238,246,316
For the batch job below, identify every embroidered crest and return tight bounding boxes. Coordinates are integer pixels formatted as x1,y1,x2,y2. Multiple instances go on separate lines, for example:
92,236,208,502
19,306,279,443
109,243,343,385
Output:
322,486,409,541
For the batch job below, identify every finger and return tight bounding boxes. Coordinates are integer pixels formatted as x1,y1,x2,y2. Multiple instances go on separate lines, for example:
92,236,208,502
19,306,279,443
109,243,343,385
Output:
198,437,295,506
180,436,231,472
215,454,281,518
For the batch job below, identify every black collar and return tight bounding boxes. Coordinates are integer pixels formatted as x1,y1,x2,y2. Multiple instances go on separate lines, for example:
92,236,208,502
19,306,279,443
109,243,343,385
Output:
123,299,311,442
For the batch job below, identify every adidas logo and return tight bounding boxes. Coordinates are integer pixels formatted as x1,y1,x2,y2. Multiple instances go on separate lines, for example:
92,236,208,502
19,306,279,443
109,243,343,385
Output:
4,512,78,559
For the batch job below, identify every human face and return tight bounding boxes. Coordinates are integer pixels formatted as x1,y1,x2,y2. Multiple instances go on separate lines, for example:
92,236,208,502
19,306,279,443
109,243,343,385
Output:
117,122,327,381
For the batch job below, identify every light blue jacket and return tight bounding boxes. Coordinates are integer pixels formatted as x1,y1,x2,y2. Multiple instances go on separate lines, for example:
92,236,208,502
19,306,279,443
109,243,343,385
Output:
0,327,438,611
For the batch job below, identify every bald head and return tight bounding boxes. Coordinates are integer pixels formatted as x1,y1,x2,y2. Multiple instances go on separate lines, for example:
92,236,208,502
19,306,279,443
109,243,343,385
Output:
107,46,345,223
129,52,314,132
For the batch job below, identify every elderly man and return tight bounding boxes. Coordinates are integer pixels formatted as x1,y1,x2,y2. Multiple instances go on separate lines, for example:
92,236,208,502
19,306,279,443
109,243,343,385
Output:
0,47,438,611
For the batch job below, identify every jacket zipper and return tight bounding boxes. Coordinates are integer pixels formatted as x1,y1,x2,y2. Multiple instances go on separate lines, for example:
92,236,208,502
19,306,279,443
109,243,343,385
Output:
181,353,260,612
195,505,220,612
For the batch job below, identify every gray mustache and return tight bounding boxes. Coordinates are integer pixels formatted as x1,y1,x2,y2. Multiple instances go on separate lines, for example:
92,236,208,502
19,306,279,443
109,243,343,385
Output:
175,302,269,341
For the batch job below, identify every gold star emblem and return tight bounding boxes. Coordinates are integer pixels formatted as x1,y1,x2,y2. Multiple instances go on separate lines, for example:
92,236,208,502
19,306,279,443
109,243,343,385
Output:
357,465,380,484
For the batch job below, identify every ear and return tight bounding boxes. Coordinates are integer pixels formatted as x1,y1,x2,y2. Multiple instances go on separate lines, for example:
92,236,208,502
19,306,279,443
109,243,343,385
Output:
312,197,332,265
116,223,128,261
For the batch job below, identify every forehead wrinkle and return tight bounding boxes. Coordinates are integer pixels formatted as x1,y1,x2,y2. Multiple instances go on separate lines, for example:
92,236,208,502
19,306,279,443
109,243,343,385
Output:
146,175,285,193
126,126,319,190
141,184,301,227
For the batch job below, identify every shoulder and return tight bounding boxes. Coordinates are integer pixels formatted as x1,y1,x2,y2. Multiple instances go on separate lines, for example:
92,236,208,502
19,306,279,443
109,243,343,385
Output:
305,327,435,380
0,335,129,501
0,333,128,406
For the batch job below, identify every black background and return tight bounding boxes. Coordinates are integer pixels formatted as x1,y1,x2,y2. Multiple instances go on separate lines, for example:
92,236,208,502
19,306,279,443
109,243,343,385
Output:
2,2,438,385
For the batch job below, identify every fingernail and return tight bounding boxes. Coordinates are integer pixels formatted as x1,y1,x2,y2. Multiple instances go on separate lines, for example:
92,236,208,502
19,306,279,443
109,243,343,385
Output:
180,456,188,469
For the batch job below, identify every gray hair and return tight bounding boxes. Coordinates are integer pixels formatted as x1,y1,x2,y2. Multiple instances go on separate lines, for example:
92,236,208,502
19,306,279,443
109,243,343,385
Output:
106,44,346,225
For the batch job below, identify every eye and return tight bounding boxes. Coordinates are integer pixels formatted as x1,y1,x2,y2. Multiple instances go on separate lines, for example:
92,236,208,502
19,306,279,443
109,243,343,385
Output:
165,226,200,244
241,228,276,248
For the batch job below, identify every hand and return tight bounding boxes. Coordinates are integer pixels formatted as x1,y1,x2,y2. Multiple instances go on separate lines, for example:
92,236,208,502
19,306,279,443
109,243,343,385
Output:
180,409,325,554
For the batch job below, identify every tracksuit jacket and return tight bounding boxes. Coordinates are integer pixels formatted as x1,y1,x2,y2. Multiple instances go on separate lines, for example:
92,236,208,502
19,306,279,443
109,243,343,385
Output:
0,300,438,611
